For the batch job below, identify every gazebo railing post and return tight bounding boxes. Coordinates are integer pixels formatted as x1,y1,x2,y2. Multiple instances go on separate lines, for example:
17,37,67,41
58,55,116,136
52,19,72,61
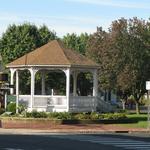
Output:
64,68,70,112
29,68,38,111
41,71,46,95
92,69,98,111
16,70,19,114
73,71,78,96
10,68,16,95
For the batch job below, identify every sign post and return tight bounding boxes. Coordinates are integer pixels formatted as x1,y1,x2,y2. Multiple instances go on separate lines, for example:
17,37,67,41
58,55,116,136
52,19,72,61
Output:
146,81,150,130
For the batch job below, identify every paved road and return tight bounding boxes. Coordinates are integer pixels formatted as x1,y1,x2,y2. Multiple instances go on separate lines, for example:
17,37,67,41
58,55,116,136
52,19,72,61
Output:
0,133,150,150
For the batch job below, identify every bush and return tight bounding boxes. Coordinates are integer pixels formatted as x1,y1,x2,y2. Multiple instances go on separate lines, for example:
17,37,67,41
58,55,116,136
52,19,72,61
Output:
90,112,101,120
2,107,127,121
56,112,72,120
0,108,5,115
18,104,26,114
47,112,61,119
26,110,47,118
48,112,73,120
103,113,127,120
73,113,90,120
6,102,16,114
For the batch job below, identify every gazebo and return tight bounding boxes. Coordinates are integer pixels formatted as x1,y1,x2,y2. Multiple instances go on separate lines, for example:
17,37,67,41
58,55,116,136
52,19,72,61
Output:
6,40,99,112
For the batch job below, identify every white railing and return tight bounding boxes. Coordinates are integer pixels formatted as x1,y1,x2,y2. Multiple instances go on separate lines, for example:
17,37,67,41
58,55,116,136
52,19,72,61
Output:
18,95,96,112
19,95,67,108
33,95,67,107
19,95,31,107
70,96,96,112
97,96,114,112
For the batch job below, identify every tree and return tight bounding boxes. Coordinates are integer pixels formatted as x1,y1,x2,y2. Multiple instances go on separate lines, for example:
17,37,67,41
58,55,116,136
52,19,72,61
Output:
87,18,150,114
115,18,150,114
63,33,92,95
125,18,150,114
63,33,89,55
0,23,57,64
87,27,119,91
0,23,57,94
38,25,57,46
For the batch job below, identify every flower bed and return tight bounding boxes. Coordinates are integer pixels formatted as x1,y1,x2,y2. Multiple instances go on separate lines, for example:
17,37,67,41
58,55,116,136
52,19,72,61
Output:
0,112,131,129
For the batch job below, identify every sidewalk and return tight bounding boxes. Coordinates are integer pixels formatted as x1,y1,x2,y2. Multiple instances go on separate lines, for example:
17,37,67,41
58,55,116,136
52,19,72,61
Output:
0,124,148,135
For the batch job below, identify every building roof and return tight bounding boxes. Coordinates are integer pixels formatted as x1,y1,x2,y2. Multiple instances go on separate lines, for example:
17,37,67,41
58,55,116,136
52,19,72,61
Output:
7,40,99,68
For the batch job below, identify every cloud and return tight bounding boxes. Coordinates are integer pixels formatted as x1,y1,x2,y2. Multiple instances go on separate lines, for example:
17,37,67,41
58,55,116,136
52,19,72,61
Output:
0,12,111,37
0,13,19,22
18,14,104,26
49,25,96,36
65,0,150,9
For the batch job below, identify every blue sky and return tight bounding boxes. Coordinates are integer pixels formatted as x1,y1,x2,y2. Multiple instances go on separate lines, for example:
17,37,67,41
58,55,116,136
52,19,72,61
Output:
0,0,150,37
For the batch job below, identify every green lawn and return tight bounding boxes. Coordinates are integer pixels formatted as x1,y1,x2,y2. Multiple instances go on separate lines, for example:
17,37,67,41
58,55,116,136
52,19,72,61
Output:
120,114,148,128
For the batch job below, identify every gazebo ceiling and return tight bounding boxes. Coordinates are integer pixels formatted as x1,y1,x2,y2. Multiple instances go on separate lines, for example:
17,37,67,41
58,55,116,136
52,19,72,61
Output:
7,40,99,68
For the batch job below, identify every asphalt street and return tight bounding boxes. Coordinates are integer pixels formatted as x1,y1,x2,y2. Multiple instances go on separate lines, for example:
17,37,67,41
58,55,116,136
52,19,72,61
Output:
0,133,150,150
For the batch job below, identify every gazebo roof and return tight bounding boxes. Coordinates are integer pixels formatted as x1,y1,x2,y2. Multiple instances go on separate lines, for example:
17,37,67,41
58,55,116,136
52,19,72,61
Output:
7,40,99,68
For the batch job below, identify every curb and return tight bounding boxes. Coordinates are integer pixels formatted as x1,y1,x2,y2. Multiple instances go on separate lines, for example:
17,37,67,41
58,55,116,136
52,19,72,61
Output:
0,128,149,135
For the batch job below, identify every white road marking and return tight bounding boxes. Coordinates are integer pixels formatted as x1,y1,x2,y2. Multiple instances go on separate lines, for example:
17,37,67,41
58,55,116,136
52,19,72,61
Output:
49,134,150,150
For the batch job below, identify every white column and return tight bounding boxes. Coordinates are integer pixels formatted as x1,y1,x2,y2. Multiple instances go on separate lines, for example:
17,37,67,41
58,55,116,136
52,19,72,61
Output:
4,92,7,109
93,69,98,97
41,71,45,95
73,71,78,96
29,68,37,111
16,70,19,113
10,68,16,94
93,69,98,111
65,68,70,112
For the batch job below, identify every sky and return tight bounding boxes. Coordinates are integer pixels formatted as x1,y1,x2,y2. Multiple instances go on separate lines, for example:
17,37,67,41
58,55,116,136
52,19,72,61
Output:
0,0,150,37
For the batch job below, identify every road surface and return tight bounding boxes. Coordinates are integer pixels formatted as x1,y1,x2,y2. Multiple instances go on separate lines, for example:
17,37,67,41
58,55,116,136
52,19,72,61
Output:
0,133,150,150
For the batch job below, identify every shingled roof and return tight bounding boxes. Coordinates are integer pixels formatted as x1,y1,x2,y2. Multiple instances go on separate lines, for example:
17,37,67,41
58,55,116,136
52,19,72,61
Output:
7,40,98,68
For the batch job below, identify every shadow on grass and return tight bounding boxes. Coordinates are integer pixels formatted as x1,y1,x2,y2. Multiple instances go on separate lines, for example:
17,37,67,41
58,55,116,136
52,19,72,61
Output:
62,113,148,124
61,119,139,124
127,115,147,124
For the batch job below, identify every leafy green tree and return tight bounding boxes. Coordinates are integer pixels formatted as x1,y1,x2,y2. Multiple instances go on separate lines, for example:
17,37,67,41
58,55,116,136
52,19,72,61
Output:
0,23,57,94
115,18,150,114
0,23,57,64
87,18,150,114
38,25,57,46
63,33,92,95
63,33,89,55
87,27,118,91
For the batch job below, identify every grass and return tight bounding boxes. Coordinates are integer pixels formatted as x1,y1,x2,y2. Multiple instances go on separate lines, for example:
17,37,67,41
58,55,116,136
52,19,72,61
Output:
118,114,148,128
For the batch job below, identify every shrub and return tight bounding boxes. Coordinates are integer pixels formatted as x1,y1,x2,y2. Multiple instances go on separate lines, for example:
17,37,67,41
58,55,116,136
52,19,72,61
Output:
56,112,72,120
47,112,61,119
6,102,16,114
18,104,26,114
73,113,90,120
90,112,100,120
48,112,72,120
0,108,5,115
26,110,47,118
103,113,127,120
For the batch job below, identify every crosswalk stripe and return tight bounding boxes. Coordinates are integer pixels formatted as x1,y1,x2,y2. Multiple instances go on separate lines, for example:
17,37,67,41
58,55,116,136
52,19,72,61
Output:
123,147,150,150
49,135,150,150
124,147,150,150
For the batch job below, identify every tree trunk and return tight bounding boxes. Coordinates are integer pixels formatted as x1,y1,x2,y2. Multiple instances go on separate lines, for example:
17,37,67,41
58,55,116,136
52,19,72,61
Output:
122,100,126,110
135,102,140,114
